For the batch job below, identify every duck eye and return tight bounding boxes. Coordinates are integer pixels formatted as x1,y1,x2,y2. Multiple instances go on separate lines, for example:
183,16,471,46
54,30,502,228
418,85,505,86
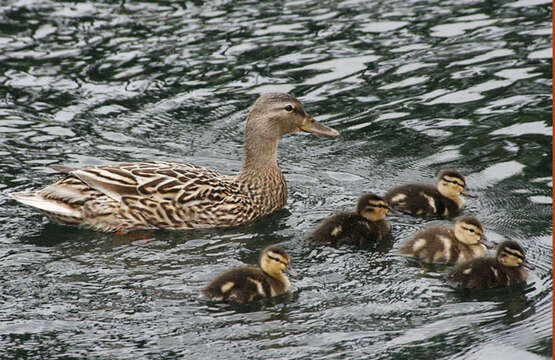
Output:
284,105,294,112
267,254,284,264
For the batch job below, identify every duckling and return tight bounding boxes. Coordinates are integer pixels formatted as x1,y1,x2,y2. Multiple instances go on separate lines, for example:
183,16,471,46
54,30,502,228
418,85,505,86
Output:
201,245,295,303
9,93,339,232
308,193,391,247
399,215,492,265
384,169,476,216
445,240,535,289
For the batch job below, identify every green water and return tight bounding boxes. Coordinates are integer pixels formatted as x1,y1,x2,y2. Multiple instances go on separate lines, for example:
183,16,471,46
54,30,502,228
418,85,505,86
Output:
0,0,552,358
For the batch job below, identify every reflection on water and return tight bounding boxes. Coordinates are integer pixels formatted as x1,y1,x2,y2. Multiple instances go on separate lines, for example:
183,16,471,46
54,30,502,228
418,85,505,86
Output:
0,0,552,358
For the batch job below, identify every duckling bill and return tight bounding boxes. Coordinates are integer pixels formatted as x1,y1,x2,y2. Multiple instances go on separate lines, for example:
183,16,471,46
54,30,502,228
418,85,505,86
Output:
201,245,295,303
308,193,391,248
385,169,476,216
10,93,339,232
445,240,535,289
399,215,492,265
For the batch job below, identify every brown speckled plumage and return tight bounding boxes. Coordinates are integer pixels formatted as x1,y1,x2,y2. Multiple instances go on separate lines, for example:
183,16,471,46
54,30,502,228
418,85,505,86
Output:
10,93,338,232
445,240,533,289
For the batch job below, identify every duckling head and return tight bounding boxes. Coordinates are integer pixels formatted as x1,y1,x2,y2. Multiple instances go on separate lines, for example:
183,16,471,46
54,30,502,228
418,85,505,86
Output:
259,245,295,279
437,169,466,199
357,193,390,222
453,216,491,247
497,240,535,269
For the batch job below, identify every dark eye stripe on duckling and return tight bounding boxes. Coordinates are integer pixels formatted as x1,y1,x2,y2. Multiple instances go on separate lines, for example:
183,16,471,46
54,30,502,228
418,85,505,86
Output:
503,248,525,260
368,201,388,209
267,253,288,265
442,177,465,187
461,226,481,235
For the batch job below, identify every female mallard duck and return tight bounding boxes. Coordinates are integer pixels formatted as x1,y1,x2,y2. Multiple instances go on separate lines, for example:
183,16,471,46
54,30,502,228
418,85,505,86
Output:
9,93,339,232
399,215,492,265
201,245,295,303
308,193,391,247
384,169,476,216
445,240,535,289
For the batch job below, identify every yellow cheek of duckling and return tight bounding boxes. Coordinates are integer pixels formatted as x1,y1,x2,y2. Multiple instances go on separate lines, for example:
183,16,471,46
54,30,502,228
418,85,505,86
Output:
468,233,481,244
501,255,522,267
448,183,463,194
440,180,463,195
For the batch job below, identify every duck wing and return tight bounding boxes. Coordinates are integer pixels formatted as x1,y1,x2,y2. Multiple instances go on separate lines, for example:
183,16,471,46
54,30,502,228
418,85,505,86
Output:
12,162,255,230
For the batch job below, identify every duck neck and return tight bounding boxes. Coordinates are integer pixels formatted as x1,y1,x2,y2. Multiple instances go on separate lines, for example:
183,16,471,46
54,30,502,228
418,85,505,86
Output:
239,135,280,175
439,187,464,207
264,271,291,294
236,133,287,216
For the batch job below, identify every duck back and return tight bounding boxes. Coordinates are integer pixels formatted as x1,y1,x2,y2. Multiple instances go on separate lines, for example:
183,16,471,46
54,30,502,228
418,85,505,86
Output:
446,257,528,289
308,212,390,247
385,184,459,216
400,226,486,264
201,266,287,303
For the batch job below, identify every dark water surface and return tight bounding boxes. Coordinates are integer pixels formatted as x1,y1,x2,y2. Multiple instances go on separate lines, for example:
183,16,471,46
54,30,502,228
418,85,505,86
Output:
0,0,552,358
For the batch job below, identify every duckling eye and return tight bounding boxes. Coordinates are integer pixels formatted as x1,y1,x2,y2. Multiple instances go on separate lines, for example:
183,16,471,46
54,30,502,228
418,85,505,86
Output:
463,227,475,233
268,254,286,265
284,105,294,112
443,178,464,187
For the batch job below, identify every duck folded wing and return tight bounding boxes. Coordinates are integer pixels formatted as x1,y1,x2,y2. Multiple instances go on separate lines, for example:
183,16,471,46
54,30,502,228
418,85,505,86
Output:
14,161,255,230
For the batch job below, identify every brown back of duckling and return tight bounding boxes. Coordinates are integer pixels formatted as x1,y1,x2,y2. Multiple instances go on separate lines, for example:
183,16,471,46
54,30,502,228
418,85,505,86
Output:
308,212,390,247
384,184,460,216
399,226,486,264
445,257,528,289
201,266,287,303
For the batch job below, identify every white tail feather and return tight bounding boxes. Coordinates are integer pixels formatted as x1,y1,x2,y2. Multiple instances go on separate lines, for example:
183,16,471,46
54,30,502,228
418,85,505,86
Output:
9,192,82,218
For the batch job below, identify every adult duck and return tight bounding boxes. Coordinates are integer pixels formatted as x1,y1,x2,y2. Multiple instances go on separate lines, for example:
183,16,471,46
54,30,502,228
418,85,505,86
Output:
10,93,339,232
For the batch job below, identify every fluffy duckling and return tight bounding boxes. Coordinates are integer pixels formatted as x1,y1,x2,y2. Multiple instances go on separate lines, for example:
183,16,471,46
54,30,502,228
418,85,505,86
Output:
201,245,295,303
445,240,535,289
384,169,476,216
399,215,492,265
308,193,391,247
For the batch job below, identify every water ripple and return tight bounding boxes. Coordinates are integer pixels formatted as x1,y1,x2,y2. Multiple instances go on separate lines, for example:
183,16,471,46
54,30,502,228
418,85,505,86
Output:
0,0,551,358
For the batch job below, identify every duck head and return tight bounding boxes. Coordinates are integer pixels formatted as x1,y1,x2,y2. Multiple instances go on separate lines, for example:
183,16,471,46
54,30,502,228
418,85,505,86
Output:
357,193,390,222
242,93,338,170
453,215,492,247
246,93,338,139
497,240,535,269
259,245,298,279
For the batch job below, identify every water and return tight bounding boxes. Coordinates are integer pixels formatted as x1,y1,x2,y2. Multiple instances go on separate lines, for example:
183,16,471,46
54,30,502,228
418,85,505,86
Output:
0,0,552,358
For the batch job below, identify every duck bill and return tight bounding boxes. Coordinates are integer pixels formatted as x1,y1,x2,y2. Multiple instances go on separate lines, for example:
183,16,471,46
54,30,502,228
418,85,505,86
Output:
521,259,536,270
479,235,495,249
461,191,479,199
299,116,339,137
286,266,300,279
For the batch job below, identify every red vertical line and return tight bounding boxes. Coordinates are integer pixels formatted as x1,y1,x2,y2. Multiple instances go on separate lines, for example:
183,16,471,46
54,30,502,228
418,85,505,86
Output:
551,1,554,356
